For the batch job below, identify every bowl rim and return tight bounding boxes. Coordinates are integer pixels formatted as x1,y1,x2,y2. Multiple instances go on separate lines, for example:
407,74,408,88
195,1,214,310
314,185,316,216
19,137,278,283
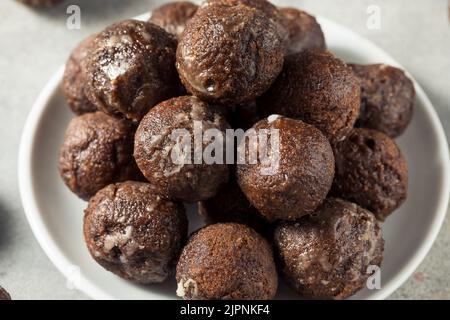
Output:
18,15,450,300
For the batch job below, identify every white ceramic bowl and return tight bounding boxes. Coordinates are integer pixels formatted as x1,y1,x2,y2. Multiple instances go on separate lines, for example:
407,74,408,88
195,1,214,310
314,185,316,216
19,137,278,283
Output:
18,13,450,300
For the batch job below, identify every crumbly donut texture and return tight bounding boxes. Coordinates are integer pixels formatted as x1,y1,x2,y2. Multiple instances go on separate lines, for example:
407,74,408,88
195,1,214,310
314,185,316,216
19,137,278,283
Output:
331,128,408,221
274,198,384,299
84,181,187,284
176,223,278,300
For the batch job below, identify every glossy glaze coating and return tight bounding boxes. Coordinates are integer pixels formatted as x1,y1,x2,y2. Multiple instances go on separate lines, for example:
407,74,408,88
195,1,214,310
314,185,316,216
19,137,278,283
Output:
62,34,98,115
349,63,415,137
59,112,143,200
84,181,187,284
274,198,384,299
134,96,230,202
236,116,335,221
203,0,288,41
331,128,408,221
149,1,198,38
280,7,326,55
83,20,181,121
177,2,284,105
258,50,360,142
176,223,278,300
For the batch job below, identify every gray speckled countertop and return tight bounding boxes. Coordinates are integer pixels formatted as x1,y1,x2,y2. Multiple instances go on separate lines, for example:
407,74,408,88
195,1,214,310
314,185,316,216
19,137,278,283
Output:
0,0,449,300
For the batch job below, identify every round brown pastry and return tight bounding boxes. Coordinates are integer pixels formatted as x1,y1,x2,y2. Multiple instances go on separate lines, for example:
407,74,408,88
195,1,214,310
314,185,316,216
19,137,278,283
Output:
258,50,360,142
84,181,187,284
202,0,289,41
280,7,326,55
331,128,408,221
349,63,415,138
62,35,97,115
176,2,284,105
82,20,181,122
274,198,384,299
134,96,230,202
198,178,270,235
176,223,278,300
0,286,11,300
149,1,198,38
17,0,62,6
236,116,335,222
59,111,143,201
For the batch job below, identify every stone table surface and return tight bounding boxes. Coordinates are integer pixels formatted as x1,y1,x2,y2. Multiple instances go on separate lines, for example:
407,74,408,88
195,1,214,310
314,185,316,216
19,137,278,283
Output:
0,0,449,300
